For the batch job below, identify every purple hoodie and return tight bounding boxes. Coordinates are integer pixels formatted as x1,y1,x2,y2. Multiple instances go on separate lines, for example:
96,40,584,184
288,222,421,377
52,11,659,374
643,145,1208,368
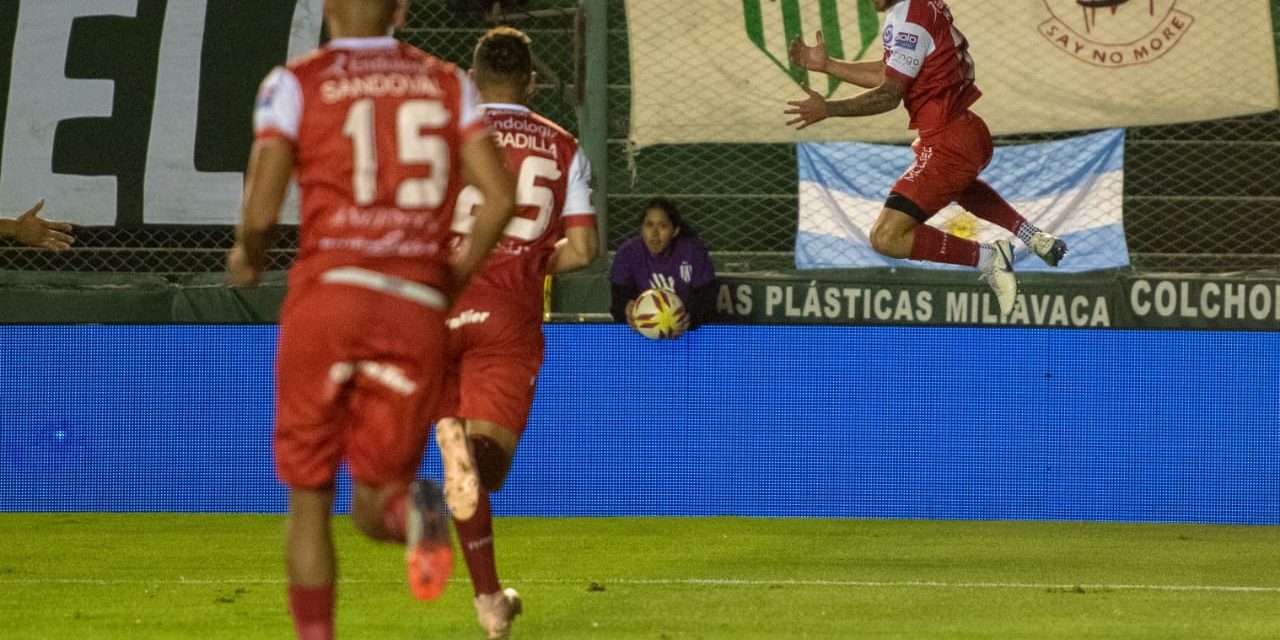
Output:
609,234,716,303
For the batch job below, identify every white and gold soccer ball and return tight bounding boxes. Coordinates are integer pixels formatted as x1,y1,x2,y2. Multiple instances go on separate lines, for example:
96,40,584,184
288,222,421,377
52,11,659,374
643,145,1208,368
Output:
628,288,690,340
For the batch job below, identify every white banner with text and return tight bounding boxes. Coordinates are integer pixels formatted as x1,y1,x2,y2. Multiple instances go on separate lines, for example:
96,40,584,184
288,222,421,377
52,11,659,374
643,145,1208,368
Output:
0,0,323,225
626,0,1280,147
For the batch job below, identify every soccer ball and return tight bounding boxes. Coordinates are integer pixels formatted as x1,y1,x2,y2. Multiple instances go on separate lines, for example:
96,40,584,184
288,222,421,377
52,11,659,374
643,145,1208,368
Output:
628,288,690,340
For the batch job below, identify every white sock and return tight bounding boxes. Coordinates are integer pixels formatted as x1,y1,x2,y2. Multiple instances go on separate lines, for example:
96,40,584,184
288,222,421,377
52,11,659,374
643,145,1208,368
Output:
977,243,995,271
1016,221,1042,247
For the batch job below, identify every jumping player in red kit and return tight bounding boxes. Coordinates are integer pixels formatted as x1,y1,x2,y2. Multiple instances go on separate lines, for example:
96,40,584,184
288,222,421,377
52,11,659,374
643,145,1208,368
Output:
226,1,515,638
784,0,1068,316
431,26,598,639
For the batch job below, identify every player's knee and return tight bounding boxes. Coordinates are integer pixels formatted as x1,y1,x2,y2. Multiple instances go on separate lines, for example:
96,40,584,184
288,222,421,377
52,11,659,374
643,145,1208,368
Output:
869,222,908,258
469,434,513,492
286,485,336,534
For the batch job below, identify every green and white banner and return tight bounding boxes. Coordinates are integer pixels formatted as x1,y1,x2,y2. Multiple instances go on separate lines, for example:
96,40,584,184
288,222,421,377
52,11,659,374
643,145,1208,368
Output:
625,0,1280,147
0,0,323,225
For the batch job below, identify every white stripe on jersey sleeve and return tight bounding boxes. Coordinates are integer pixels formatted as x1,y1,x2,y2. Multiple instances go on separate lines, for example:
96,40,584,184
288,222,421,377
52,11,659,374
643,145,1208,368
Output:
886,21,935,79
455,68,484,132
563,148,596,218
253,67,302,140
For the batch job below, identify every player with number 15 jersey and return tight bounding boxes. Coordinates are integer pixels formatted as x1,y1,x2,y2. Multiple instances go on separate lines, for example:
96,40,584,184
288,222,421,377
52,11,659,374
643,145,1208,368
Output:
251,35,515,492
229,1,516,635
258,39,485,293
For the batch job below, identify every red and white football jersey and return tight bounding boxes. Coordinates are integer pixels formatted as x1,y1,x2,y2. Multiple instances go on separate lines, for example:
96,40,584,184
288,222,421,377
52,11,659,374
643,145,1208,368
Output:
881,0,982,132
450,103,595,316
254,37,489,291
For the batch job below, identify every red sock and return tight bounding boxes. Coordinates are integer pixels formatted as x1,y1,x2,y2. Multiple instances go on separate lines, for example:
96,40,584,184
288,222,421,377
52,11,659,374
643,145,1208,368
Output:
454,490,500,596
287,584,335,640
908,224,980,267
381,484,409,543
957,180,1027,235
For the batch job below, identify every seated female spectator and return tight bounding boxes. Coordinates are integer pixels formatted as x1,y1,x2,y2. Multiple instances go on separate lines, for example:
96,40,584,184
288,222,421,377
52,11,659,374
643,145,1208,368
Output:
609,197,716,329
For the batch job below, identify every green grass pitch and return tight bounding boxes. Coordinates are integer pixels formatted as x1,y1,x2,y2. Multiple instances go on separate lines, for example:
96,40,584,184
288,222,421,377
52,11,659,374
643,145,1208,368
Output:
1,514,1278,639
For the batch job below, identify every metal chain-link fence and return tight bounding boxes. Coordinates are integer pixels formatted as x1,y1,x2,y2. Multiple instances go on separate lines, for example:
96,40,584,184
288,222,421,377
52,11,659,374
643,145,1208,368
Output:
0,0,585,273
616,0,1280,274
2,0,1278,274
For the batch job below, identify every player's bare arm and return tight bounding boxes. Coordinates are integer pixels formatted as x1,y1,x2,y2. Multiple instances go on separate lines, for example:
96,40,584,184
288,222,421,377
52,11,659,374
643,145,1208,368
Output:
0,199,74,251
824,59,887,89
453,132,516,288
784,75,905,130
790,31,886,89
228,137,293,286
828,76,904,117
549,225,599,274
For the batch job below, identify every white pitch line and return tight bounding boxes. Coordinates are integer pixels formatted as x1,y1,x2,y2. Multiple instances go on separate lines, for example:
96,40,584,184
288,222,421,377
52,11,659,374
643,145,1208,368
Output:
558,578,1280,594
0,577,1277,594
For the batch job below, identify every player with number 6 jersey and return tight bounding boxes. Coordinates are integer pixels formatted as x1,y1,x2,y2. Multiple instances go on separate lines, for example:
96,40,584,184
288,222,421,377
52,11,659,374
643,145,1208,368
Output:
226,1,516,638
433,26,598,640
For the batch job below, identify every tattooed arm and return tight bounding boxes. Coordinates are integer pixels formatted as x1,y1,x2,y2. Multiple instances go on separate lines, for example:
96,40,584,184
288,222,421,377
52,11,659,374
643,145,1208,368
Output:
784,76,906,130
827,77,905,117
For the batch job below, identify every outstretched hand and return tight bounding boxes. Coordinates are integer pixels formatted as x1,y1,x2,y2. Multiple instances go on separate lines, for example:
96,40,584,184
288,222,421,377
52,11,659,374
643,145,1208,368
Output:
12,199,74,251
784,87,828,130
789,30,829,73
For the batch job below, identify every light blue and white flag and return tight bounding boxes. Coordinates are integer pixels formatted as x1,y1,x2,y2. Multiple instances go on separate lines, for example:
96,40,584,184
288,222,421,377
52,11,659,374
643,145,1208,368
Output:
796,128,1129,273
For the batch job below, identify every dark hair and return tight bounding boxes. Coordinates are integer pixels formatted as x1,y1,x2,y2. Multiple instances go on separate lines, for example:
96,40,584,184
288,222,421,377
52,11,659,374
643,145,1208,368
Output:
641,197,698,239
472,26,533,85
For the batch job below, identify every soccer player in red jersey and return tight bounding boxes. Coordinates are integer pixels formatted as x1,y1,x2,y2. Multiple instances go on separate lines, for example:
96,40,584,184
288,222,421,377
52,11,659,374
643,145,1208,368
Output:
432,26,599,639
226,1,515,638
785,0,1068,316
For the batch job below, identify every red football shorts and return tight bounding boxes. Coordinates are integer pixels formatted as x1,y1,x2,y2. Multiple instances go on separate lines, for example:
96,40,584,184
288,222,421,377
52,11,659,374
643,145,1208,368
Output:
274,279,448,489
891,110,995,217
439,297,544,440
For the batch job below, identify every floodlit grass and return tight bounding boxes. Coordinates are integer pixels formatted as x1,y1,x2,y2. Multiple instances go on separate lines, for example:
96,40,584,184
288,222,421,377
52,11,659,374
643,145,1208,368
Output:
1,514,1278,639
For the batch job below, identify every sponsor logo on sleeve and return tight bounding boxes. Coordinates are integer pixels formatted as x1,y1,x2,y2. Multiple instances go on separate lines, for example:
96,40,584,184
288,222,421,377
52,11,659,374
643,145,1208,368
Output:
894,32,919,51
890,50,922,71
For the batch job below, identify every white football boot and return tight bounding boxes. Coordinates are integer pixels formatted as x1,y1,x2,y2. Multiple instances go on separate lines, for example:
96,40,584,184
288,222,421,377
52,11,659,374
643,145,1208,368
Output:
1030,231,1068,267
475,588,523,639
981,239,1018,317
435,417,479,521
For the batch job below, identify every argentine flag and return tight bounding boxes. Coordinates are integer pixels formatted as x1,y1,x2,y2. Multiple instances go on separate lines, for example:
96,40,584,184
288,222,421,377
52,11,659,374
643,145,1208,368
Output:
796,129,1129,273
